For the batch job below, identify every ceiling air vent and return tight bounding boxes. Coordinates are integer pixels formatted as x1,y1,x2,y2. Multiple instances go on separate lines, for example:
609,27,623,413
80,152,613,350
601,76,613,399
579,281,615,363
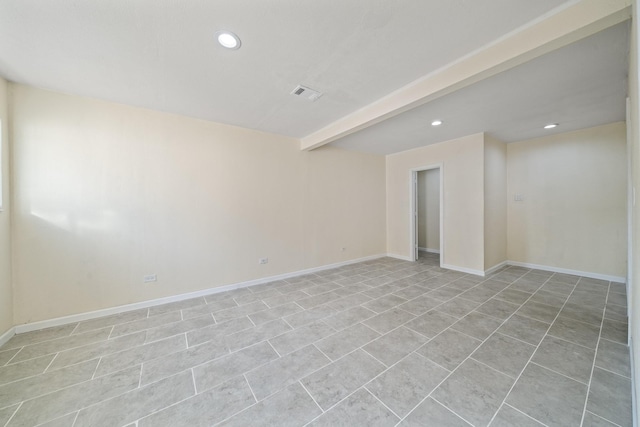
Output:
290,85,322,101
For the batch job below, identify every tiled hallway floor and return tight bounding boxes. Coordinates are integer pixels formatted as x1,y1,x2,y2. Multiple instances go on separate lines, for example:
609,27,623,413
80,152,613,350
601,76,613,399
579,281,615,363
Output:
0,254,632,427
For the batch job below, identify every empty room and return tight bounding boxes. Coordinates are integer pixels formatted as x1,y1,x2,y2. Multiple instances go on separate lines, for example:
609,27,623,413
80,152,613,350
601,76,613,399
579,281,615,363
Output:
0,0,639,426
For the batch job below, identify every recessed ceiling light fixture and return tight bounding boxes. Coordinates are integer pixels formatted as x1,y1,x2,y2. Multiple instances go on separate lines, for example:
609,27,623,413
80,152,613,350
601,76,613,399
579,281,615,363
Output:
215,30,241,50
431,120,443,126
544,123,558,129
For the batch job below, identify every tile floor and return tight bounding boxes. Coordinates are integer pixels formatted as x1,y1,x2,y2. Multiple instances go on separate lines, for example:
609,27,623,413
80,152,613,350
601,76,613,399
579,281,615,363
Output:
0,253,632,427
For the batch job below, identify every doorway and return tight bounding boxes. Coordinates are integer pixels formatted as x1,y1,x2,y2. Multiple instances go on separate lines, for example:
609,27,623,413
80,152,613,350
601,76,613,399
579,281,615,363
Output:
410,165,443,265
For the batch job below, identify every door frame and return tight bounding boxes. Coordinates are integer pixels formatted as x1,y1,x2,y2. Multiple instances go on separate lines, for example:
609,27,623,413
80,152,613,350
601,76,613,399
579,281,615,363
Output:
410,164,444,266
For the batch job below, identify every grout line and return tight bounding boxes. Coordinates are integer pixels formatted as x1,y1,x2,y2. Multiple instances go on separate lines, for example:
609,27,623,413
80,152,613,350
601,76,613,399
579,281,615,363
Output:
70,410,80,427
266,340,282,358
399,274,556,426
578,278,611,427
299,380,325,414
363,385,403,420
69,323,80,335
584,410,625,427
468,357,516,380
2,402,22,427
589,364,632,380
243,374,258,403
136,362,145,388
428,396,474,426
528,361,589,386
485,274,577,427
43,352,59,373
503,402,551,426
542,331,597,350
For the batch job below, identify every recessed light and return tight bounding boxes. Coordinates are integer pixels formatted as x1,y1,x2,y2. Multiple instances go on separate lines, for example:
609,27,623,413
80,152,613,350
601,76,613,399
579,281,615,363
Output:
544,123,558,129
431,120,443,126
215,31,241,50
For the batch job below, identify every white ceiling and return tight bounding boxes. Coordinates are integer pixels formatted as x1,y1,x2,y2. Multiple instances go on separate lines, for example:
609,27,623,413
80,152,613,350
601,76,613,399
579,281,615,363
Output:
0,0,576,142
332,22,630,154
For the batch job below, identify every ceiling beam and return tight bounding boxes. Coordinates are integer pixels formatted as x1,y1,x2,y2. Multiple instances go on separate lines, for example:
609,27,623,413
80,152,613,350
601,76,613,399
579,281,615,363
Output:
300,0,631,151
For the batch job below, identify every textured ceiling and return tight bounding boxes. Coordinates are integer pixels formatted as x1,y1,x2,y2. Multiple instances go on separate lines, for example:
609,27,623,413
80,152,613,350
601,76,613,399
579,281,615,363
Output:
0,0,573,140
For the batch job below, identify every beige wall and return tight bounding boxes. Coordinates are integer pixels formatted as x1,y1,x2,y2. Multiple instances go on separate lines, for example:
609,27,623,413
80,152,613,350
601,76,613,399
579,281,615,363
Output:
484,136,507,270
417,169,440,252
507,122,627,277
0,77,12,336
10,85,386,324
387,133,485,272
629,0,639,417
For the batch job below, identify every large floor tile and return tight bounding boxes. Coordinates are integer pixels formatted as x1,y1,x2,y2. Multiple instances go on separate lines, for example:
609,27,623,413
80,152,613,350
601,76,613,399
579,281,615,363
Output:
363,326,428,367
193,342,278,392
74,371,194,427
471,333,535,378
450,312,503,341
433,297,480,319
95,334,186,377
496,314,549,345
300,349,385,410
595,338,631,377
310,388,399,427
489,404,545,426
138,376,255,427
0,354,55,386
600,318,628,344
322,306,377,331
221,382,321,426
416,328,481,371
400,397,472,426
8,365,141,426
186,316,253,347
140,338,229,386
269,321,334,356
315,323,380,361
405,310,458,338
245,345,330,400
224,319,291,352
2,324,77,350
475,299,520,321
531,335,595,384
11,328,111,363
363,308,416,334
0,359,99,408
367,353,448,417
432,358,514,427
547,316,601,349
586,368,632,427
506,363,587,427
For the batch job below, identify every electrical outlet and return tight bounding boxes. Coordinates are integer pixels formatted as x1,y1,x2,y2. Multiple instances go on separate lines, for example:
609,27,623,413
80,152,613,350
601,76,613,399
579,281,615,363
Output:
514,194,524,202
143,274,157,283
258,258,268,265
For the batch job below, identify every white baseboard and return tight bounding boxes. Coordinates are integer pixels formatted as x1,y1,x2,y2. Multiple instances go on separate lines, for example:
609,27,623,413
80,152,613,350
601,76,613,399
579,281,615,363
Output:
507,260,626,283
442,263,485,277
386,253,414,262
0,326,15,347
484,261,509,276
418,247,440,254
15,253,387,334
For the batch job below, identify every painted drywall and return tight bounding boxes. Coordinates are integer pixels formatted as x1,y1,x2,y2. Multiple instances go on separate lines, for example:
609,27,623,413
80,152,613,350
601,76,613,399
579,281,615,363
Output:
484,136,507,270
507,122,627,277
10,84,386,324
417,169,440,252
387,133,485,272
629,0,639,419
0,77,12,336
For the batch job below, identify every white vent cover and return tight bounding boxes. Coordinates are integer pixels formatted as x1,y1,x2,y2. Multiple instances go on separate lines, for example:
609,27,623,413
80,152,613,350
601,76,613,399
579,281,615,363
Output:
290,85,322,101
